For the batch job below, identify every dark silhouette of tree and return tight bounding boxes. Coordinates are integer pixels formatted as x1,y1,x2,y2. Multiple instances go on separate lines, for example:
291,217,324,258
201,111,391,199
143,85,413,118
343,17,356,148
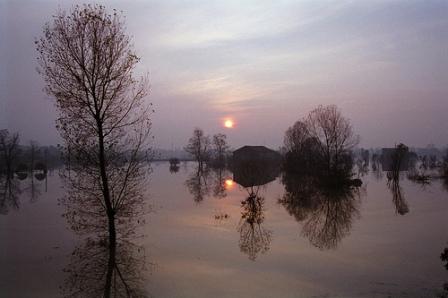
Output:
237,186,272,261
441,149,448,178
184,128,210,170
388,143,408,180
384,143,409,215
0,130,21,178
306,105,359,176
283,105,358,181
283,121,323,175
279,172,361,250
36,4,151,246
211,133,229,167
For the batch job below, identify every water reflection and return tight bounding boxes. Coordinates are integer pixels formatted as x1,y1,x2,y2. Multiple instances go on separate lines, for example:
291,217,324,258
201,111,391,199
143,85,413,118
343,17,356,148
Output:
371,154,383,181
169,164,180,173
237,186,272,261
212,167,227,199
0,171,48,215
386,174,409,215
0,176,21,215
185,167,232,202
62,237,148,298
59,163,150,297
231,161,277,260
441,244,448,297
279,174,361,250
185,167,211,203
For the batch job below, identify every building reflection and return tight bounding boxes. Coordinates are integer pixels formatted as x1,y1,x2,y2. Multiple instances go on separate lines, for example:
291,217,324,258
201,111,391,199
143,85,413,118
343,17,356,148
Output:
279,173,361,250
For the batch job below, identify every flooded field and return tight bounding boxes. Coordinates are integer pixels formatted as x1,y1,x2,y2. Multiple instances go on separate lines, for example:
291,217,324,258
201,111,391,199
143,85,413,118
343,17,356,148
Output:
1,162,447,297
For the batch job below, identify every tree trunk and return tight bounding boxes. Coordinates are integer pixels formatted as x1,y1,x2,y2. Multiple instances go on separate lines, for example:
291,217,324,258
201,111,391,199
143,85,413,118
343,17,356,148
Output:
97,121,116,245
104,238,117,298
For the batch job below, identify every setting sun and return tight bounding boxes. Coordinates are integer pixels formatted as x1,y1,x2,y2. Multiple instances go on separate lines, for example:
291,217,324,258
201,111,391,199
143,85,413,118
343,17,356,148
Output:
224,179,234,189
224,119,234,128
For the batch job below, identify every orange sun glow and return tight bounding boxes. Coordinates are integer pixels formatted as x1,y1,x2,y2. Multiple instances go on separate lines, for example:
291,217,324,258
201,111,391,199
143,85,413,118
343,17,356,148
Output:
224,179,234,189
224,119,234,128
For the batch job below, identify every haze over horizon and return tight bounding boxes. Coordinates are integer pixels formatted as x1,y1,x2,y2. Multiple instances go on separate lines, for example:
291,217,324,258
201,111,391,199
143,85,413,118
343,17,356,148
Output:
1,0,447,149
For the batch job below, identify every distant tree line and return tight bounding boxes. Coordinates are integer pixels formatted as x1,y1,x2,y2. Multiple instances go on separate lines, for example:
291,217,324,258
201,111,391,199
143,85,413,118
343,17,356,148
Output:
0,129,63,177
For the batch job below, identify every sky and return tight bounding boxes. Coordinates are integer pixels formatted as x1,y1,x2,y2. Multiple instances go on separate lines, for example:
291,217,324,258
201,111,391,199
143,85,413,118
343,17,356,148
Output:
1,0,447,149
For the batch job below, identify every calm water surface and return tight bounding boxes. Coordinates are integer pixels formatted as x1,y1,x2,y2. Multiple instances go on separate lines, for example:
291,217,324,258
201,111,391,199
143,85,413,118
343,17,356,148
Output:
1,162,447,297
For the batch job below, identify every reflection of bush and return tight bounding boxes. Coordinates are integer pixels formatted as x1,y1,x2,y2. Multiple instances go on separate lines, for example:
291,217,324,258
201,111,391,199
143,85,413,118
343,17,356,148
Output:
237,187,272,261
279,173,361,250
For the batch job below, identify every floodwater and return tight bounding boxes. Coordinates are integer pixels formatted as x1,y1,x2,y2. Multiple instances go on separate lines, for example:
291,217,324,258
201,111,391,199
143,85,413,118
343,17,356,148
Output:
1,162,447,297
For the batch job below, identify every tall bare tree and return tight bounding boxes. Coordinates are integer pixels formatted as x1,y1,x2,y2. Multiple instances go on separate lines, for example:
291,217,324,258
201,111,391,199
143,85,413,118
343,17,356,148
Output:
184,128,210,169
36,4,151,245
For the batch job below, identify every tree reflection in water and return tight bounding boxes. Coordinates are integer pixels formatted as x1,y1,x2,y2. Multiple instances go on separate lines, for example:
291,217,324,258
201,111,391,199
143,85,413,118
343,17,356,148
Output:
441,244,448,297
185,167,211,203
185,166,232,202
62,237,148,298
60,169,150,297
237,186,272,261
0,175,22,215
387,172,409,215
279,174,361,250
0,171,47,215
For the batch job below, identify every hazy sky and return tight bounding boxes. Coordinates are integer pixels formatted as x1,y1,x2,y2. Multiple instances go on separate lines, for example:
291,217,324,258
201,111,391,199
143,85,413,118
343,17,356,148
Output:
1,0,447,149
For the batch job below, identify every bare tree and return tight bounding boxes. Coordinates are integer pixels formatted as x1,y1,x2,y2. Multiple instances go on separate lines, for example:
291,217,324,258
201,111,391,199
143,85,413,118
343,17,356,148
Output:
306,105,359,175
283,121,309,154
212,133,229,167
0,130,21,178
36,4,151,245
184,128,210,169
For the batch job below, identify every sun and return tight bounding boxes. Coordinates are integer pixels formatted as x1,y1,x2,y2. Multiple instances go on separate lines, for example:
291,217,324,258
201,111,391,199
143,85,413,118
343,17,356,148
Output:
224,179,234,189
224,119,234,128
